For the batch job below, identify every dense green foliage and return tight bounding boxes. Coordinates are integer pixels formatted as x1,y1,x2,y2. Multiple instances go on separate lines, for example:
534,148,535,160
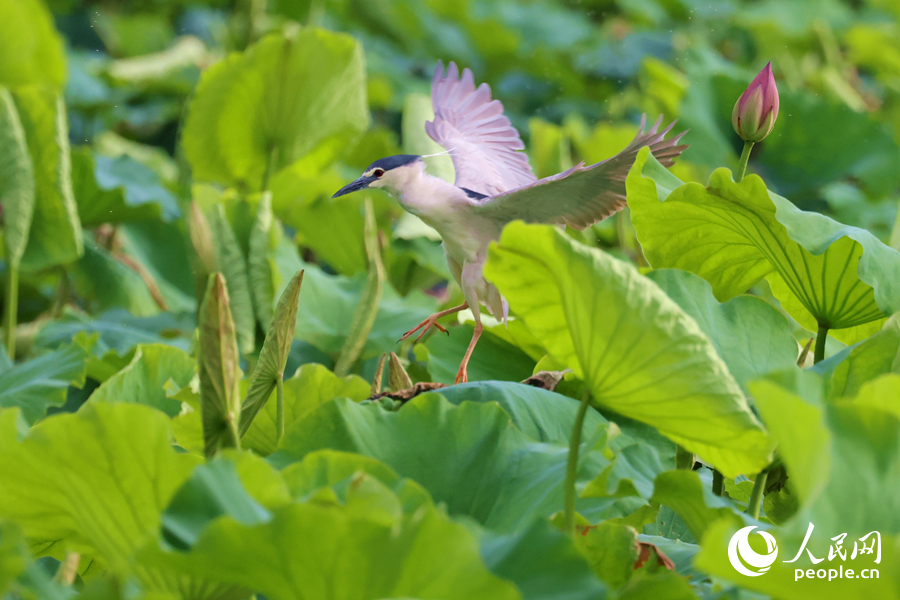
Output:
1,0,900,598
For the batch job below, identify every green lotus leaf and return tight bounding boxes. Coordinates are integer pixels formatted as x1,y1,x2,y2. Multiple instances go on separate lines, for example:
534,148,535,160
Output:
647,470,749,542
0,0,65,89
273,391,660,532
484,221,772,477
71,149,180,227
13,87,82,272
280,448,610,600
479,518,608,600
183,28,369,191
828,314,900,399
0,342,89,424
142,476,522,600
647,269,797,391
0,403,200,591
0,88,34,270
88,344,195,417
242,363,369,456
696,375,900,596
628,148,900,336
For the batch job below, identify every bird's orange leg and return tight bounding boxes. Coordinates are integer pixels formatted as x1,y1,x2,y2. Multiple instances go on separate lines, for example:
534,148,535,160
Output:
399,302,469,343
454,321,483,384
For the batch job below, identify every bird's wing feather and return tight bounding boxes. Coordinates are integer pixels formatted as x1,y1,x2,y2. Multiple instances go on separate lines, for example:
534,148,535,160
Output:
471,116,687,230
426,61,536,196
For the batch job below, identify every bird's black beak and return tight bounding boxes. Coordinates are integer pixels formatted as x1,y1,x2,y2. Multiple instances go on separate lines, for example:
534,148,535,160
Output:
332,175,376,198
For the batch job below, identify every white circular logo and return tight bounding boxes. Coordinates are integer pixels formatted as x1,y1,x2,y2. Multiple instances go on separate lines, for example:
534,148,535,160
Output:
728,525,778,577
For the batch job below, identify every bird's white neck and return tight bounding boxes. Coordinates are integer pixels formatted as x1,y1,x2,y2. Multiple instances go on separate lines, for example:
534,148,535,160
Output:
380,161,466,219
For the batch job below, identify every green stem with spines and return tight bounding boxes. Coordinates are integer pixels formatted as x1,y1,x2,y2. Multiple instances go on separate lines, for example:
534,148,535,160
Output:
5,266,17,359
814,324,829,364
563,391,592,533
747,471,768,519
736,141,754,182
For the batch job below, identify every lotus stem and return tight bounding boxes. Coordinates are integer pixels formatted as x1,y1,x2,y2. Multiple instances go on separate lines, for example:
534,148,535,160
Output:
747,471,768,519
276,374,285,445
4,266,17,359
814,324,829,364
712,469,725,496
564,390,591,534
736,141,754,182
54,551,80,585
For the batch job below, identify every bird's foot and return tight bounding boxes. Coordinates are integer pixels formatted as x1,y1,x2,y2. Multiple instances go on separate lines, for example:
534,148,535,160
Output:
454,363,469,385
399,313,450,344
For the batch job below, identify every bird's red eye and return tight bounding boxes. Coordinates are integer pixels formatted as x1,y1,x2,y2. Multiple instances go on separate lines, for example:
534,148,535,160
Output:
373,169,385,177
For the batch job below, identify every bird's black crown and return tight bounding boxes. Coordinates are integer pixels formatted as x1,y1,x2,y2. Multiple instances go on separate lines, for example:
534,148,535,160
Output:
367,154,422,173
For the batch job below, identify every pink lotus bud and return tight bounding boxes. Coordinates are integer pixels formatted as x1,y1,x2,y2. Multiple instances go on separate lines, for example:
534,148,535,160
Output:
732,62,779,142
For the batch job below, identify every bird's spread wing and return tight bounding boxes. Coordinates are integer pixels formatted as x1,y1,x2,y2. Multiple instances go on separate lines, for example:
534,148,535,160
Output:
426,61,536,196
471,116,687,230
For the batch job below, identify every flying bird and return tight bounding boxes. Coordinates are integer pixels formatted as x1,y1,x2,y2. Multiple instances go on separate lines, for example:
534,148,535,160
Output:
334,61,687,384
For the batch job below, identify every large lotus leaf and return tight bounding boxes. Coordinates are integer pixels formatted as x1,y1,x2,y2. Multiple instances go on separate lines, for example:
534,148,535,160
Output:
242,364,369,455
13,88,82,272
0,0,65,88
142,478,521,600
441,382,669,502
71,149,180,226
272,235,436,359
483,222,772,478
695,376,900,597
0,342,89,424
753,375,900,536
70,243,162,317
647,269,796,391
277,450,607,600
279,450,406,500
696,519,898,600
88,344,195,417
829,315,900,399
0,88,34,269
0,404,200,591
479,518,607,600
159,455,290,552
628,149,900,335
116,221,197,316
647,470,749,542
0,523,25,594
441,382,668,502
270,165,369,276
35,309,193,357
0,523,71,600
438,382,608,445
183,28,369,191
272,393,653,532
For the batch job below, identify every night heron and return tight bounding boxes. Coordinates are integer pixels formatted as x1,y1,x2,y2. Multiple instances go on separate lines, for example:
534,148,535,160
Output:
334,61,687,384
